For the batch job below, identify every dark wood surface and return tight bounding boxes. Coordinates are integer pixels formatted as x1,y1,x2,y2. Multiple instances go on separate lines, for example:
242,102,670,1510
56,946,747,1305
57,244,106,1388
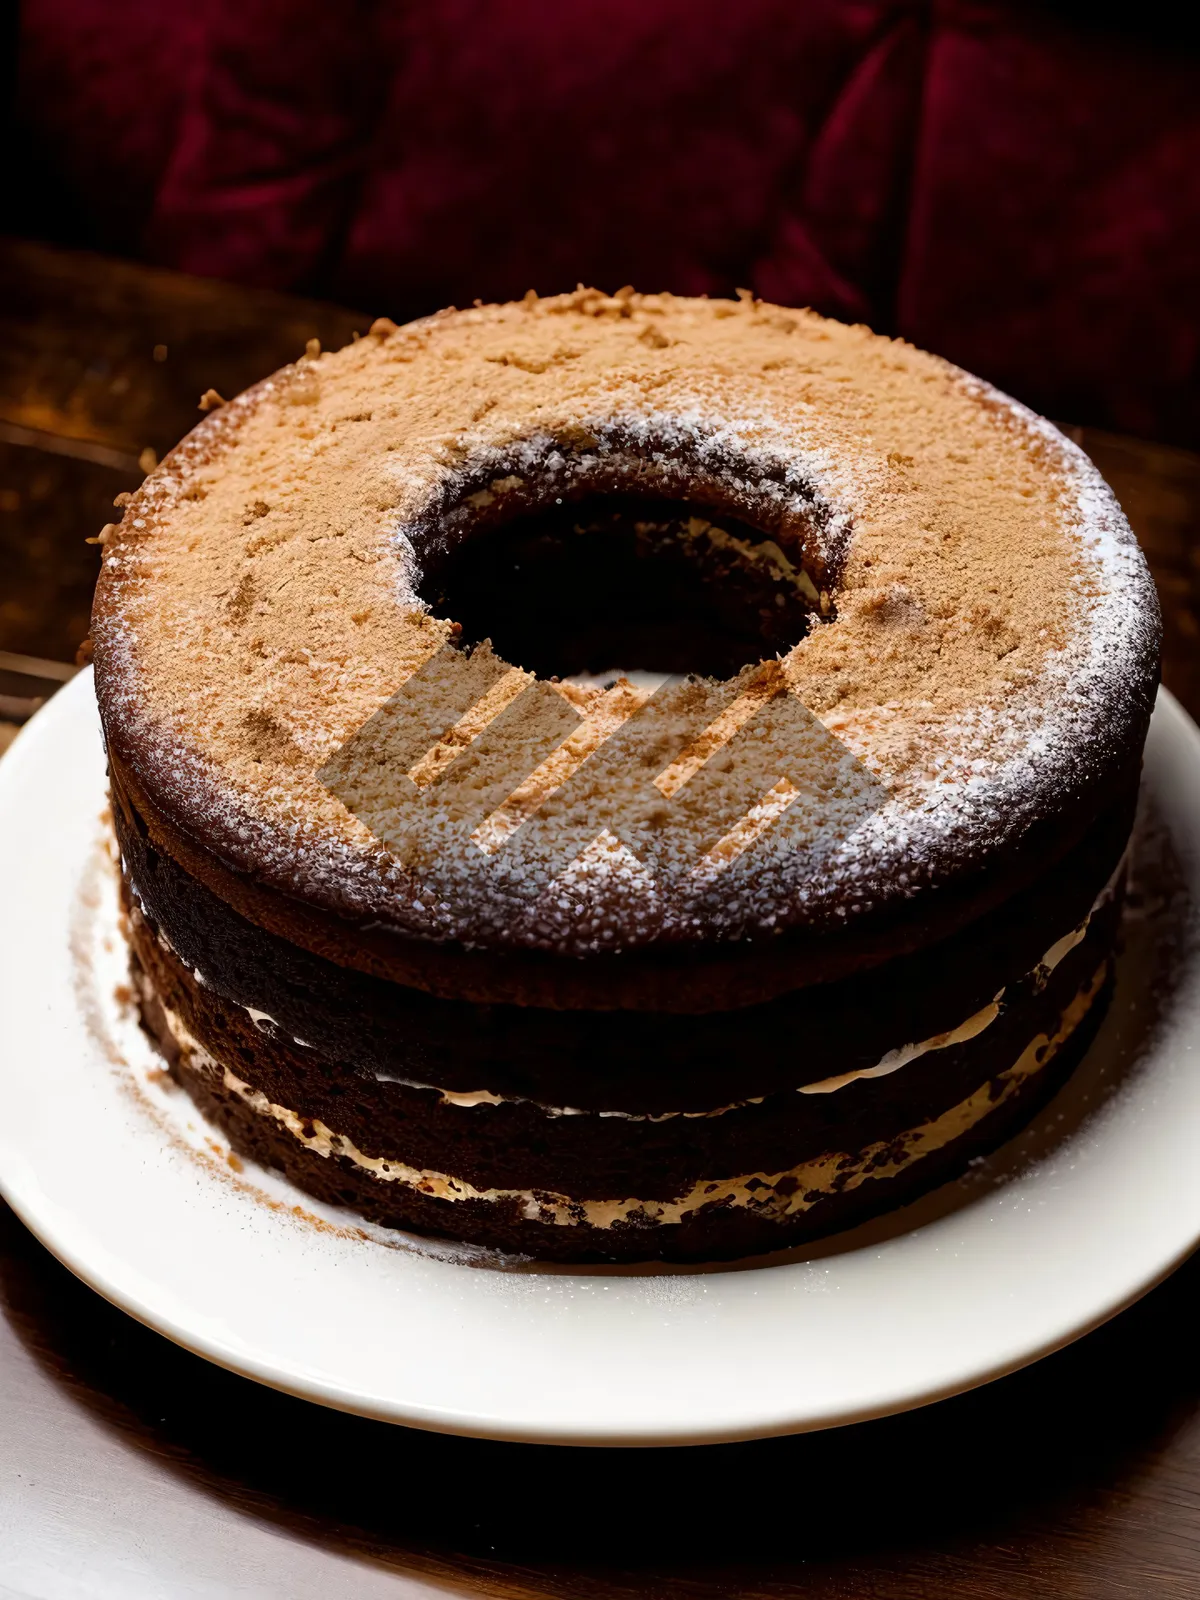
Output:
3,240,1200,1599
0,238,365,664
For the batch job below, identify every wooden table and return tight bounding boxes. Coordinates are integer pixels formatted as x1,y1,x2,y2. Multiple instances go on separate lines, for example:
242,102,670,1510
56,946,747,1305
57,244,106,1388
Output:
3,240,1200,1599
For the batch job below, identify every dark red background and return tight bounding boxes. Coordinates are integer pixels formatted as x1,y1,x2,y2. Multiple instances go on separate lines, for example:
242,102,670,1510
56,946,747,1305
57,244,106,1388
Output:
12,1,1200,445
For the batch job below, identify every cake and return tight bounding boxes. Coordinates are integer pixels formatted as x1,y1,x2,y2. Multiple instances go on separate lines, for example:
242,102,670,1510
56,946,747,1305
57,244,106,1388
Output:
90,288,1160,1263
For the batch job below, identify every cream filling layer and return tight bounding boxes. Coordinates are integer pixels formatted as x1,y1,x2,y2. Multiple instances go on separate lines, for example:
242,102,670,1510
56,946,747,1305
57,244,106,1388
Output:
138,846,1124,1123
161,961,1106,1230
381,854,1124,1117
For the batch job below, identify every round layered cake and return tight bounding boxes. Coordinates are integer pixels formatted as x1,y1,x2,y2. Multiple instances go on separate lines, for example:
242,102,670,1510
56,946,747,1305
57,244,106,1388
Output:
92,288,1160,1262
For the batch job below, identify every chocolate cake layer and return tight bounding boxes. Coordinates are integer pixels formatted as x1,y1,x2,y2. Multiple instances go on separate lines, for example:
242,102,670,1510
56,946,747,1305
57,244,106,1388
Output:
110,743,1138,1013
130,893,1117,1201
136,944,1113,1264
114,769,1134,1113
121,767,1125,1260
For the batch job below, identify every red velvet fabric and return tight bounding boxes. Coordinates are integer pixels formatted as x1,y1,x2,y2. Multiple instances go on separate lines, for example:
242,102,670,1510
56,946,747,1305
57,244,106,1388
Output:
17,0,1200,443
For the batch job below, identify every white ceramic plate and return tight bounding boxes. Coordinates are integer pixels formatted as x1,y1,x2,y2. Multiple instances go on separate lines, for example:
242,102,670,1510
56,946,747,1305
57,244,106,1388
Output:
1,671,1198,1447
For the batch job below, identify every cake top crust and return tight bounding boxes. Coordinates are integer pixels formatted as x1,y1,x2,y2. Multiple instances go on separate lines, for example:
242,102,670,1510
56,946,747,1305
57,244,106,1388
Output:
92,289,1160,958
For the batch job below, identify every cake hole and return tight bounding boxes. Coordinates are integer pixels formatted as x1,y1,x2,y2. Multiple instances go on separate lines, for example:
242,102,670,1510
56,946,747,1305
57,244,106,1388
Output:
421,493,831,682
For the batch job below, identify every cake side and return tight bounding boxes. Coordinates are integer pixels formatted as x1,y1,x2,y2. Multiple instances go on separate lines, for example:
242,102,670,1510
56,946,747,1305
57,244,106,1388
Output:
117,760,1128,1262
130,912,1116,1264
113,767,1136,1101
